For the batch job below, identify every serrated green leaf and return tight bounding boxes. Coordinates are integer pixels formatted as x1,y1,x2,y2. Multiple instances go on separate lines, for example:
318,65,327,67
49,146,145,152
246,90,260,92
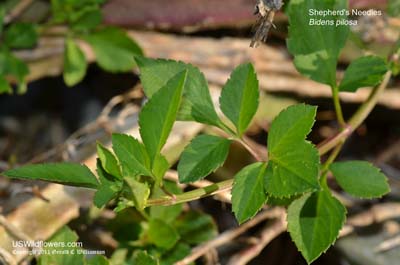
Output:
97,143,122,179
132,251,159,265
84,27,143,72
124,178,150,210
287,0,349,87
339,56,387,92
232,162,267,224
173,210,217,244
63,38,87,86
4,23,38,49
139,70,187,164
150,180,183,223
160,243,190,265
135,57,222,126
264,104,320,197
94,159,122,208
38,226,84,265
287,188,346,264
388,0,400,17
112,133,152,178
219,63,259,136
178,135,230,183
0,75,12,94
3,163,99,189
330,161,390,198
148,219,180,250
173,211,218,245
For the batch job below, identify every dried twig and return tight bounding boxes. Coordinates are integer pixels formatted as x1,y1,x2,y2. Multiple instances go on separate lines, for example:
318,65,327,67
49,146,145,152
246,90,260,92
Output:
4,0,35,24
176,208,285,265
374,234,400,253
226,214,287,265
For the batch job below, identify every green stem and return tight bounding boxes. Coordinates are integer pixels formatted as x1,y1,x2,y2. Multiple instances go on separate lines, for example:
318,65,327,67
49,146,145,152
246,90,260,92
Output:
321,142,344,174
319,71,392,155
146,179,233,207
332,85,346,127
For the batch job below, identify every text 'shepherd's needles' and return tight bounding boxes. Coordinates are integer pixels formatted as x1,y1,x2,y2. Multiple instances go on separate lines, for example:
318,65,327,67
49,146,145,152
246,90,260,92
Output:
250,0,284,48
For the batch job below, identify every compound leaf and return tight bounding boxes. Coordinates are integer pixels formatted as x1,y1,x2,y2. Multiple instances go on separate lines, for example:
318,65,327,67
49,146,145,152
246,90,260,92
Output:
3,163,99,189
178,135,231,183
287,0,349,87
330,161,390,198
232,162,267,224
339,56,387,92
287,187,346,264
219,63,259,136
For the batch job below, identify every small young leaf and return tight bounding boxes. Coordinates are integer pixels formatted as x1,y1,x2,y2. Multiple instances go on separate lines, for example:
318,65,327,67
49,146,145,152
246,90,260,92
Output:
339,56,387,92
84,27,143,72
3,163,99,189
132,251,158,265
287,188,346,264
232,162,267,224
219,63,259,136
173,210,217,244
330,161,390,199
287,0,349,87
97,143,122,179
63,38,87,86
94,159,122,208
124,178,150,210
264,104,320,197
112,133,152,178
178,135,230,183
4,23,38,49
148,219,180,250
135,57,222,126
152,154,170,184
139,70,187,164
0,75,12,94
388,0,400,17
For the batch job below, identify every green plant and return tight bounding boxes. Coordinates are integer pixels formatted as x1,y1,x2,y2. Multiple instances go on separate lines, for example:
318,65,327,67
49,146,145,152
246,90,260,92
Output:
0,0,142,94
2,0,399,263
